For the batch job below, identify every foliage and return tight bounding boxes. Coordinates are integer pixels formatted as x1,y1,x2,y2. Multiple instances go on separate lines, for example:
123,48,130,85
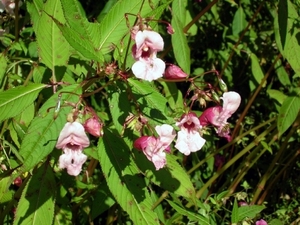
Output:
0,0,300,224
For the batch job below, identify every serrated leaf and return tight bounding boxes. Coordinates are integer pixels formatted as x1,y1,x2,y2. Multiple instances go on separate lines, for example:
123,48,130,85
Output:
232,6,247,36
0,84,46,122
128,78,174,124
277,92,300,136
159,81,183,111
166,200,210,225
98,0,159,54
36,0,70,69
171,14,190,74
18,84,82,174
98,129,160,225
14,162,56,225
231,199,239,223
237,205,266,221
275,0,300,74
107,81,132,134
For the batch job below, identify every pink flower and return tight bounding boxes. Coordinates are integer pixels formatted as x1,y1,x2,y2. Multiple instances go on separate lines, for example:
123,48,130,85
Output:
58,148,88,176
56,122,90,176
133,30,164,60
56,122,90,150
199,91,241,141
256,219,268,225
84,117,103,137
134,124,175,170
131,30,166,81
164,64,188,79
132,58,165,81
175,112,206,155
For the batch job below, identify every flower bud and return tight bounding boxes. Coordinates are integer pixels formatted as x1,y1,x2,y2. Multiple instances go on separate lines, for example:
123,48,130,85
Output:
84,117,103,137
218,78,228,92
166,23,175,34
13,177,22,187
164,64,188,79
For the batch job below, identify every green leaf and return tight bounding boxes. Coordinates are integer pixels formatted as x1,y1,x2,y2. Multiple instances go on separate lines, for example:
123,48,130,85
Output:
237,205,266,221
107,81,132,134
98,129,159,225
98,0,159,55
14,162,56,225
166,200,210,225
277,90,300,136
134,150,196,199
250,53,266,88
171,14,190,74
0,53,7,86
275,0,300,74
36,0,70,69
128,78,174,125
275,59,291,86
0,176,13,204
172,0,187,26
269,219,284,225
267,89,287,105
232,6,247,36
159,81,183,112
231,199,239,223
18,84,82,174
0,84,46,122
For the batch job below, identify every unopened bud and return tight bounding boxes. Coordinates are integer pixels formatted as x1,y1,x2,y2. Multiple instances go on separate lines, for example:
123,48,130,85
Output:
164,64,188,79
13,177,22,187
84,117,103,137
218,78,228,92
211,90,220,102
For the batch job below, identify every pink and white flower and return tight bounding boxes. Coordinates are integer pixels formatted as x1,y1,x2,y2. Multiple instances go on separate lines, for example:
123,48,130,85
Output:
56,122,90,176
134,124,175,170
131,30,166,81
84,117,103,137
199,91,241,141
175,112,206,155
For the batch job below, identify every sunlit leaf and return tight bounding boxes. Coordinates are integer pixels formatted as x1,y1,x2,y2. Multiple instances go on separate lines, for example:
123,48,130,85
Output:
0,84,46,122
277,90,300,136
14,162,56,225
232,6,247,36
98,129,160,225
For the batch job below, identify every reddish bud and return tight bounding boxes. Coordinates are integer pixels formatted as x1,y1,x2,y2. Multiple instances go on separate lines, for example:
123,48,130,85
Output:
84,117,103,137
13,177,22,187
164,64,188,79
167,24,175,34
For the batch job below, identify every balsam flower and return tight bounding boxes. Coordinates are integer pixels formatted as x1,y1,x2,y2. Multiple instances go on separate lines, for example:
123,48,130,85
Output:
175,112,206,155
84,117,103,137
134,124,175,170
56,122,90,176
199,91,241,141
131,30,165,81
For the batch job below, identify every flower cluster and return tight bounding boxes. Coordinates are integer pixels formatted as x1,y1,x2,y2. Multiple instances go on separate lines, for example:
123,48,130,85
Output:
134,91,240,170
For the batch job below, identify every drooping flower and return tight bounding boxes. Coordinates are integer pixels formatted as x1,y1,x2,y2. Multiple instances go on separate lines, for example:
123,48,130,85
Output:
256,219,268,225
58,147,88,176
131,30,166,81
84,117,103,137
56,122,90,176
164,64,188,79
134,124,175,170
132,57,165,81
199,91,241,142
175,112,206,155
56,122,90,150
